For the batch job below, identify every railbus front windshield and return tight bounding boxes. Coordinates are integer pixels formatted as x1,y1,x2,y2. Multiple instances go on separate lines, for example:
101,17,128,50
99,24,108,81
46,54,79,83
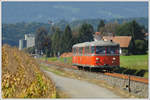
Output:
95,46,106,54
95,46,119,54
107,46,119,54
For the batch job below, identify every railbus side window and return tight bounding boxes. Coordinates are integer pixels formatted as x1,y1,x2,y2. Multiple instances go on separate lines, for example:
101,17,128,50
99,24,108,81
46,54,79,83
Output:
80,47,83,56
96,46,105,54
83,47,85,56
86,46,89,55
76,47,78,56
79,47,81,56
78,47,80,55
85,46,88,55
91,46,95,54
84,47,86,55
88,46,89,55
74,48,75,55
81,47,83,56
89,46,91,54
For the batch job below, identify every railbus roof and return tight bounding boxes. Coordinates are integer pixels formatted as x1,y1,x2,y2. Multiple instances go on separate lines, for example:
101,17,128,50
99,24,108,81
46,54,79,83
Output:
73,40,119,48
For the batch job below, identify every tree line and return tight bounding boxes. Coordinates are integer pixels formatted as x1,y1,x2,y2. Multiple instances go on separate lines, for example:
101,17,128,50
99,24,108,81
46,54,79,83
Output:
2,17,147,46
97,20,148,55
27,20,148,56
33,23,94,57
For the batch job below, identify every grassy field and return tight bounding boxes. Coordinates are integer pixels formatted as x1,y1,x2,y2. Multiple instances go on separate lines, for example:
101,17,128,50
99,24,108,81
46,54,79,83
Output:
120,55,148,70
119,55,148,78
41,55,148,78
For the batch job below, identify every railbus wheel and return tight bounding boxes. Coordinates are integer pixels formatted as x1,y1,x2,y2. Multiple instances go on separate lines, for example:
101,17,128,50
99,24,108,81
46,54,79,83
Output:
77,66,83,70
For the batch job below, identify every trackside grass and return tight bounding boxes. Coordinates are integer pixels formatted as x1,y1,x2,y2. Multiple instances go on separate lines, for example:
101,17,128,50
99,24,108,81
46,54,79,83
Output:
41,57,72,64
41,55,148,78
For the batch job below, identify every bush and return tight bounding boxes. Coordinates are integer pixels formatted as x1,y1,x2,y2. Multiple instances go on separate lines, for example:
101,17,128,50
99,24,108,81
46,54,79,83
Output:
122,49,129,56
134,40,147,54
25,47,35,54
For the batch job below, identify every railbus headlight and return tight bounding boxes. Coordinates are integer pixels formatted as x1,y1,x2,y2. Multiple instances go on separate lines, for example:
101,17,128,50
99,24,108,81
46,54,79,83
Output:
112,57,116,60
96,57,100,61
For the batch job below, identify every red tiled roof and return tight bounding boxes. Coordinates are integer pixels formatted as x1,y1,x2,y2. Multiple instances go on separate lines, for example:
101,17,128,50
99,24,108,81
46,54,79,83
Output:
103,36,132,48
95,32,101,35
60,52,72,57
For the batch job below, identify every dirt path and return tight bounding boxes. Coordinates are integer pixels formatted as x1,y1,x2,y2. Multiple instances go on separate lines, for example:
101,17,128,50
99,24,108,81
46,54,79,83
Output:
43,70,121,98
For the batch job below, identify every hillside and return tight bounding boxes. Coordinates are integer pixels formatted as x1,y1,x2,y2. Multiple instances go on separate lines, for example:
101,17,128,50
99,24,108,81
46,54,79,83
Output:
2,22,50,46
2,2,148,23
2,45,56,98
2,17,148,47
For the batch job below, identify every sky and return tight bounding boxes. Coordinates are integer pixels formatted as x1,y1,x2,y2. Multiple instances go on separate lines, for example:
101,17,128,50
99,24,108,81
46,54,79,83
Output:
2,2,148,23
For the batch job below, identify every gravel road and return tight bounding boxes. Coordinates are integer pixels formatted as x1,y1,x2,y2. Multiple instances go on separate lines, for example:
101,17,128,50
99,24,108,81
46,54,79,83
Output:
44,70,121,98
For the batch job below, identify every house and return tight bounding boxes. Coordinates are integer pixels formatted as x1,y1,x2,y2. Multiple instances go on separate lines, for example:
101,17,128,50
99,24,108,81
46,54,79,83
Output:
25,34,35,48
103,36,132,55
19,34,35,50
19,39,27,50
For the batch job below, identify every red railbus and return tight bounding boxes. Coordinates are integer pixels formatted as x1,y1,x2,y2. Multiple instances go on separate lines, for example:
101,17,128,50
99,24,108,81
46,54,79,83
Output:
72,40,120,70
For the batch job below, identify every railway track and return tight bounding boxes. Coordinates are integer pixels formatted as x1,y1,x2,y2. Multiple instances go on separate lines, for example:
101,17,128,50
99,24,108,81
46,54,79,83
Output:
74,66,148,84
40,60,148,84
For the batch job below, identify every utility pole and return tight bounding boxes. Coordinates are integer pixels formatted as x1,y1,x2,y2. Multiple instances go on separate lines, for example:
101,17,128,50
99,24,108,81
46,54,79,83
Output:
128,75,131,92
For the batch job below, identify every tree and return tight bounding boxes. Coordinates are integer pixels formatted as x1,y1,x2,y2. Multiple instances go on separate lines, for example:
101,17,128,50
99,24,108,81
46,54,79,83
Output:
115,22,131,36
44,35,52,57
24,46,35,54
134,40,147,54
131,20,145,40
97,21,119,36
103,21,119,36
35,27,49,54
51,27,62,56
116,20,146,54
61,25,73,53
116,20,145,40
97,20,105,32
78,23,94,43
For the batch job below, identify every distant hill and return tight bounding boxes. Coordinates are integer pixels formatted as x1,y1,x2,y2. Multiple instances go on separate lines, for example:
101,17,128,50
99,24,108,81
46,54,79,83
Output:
2,22,50,46
70,17,148,31
2,2,148,24
2,17,148,47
